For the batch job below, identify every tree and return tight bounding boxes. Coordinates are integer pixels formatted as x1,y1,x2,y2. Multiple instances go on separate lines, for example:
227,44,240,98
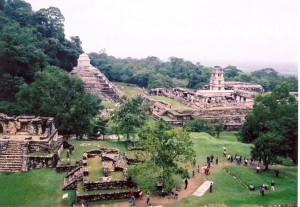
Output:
183,118,214,134
132,121,195,192
89,116,109,140
251,132,288,170
16,66,102,135
224,66,242,80
0,74,24,101
214,122,224,138
251,133,288,170
0,22,48,81
251,68,279,79
235,72,253,82
111,95,151,141
239,83,298,164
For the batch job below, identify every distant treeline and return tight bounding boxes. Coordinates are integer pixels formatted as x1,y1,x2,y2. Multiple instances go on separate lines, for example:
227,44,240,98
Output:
89,52,298,92
0,0,297,134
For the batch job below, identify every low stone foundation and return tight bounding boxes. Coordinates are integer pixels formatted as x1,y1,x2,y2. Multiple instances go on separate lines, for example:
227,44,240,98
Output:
76,190,140,203
83,180,137,191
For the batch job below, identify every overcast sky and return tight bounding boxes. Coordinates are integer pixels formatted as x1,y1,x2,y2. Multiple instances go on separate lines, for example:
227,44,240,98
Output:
26,0,298,72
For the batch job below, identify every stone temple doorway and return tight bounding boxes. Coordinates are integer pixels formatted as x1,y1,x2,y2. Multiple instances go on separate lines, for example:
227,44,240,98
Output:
0,124,3,134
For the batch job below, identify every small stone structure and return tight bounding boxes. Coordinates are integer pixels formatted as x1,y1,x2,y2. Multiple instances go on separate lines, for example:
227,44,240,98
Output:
71,53,122,102
0,113,63,172
147,66,266,129
61,146,140,204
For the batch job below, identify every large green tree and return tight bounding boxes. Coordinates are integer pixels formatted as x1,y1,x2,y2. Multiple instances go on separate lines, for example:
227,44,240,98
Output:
239,83,298,164
251,133,288,170
0,0,83,84
16,66,101,135
111,95,151,141
130,121,195,192
183,118,214,134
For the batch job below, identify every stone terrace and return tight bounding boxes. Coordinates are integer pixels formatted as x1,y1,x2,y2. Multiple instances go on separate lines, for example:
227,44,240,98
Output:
0,113,63,172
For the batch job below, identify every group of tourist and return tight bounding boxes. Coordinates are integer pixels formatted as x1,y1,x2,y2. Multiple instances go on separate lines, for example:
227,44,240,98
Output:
129,191,151,206
249,180,276,196
223,146,282,197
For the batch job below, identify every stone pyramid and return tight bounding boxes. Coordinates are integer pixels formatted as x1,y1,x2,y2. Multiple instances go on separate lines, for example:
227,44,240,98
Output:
71,53,122,102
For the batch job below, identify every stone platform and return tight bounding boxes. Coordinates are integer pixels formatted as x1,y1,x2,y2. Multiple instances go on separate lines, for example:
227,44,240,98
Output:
192,181,214,197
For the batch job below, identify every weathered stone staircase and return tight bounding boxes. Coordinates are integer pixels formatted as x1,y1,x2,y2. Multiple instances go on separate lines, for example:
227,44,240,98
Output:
0,140,26,172
63,166,84,190
71,64,122,102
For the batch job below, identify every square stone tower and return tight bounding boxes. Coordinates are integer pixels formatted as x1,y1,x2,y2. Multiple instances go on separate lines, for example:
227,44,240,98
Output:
209,66,225,90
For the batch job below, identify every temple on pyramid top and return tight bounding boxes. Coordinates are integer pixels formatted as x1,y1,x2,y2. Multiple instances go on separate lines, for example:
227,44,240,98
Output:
71,53,122,102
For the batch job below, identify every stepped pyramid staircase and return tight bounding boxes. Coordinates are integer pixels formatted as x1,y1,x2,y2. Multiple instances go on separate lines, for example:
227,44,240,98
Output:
71,54,122,102
0,140,27,172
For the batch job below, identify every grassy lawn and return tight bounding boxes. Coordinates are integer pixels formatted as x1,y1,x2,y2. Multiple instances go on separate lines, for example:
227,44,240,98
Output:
166,132,297,207
161,115,173,121
168,165,297,207
110,171,124,180
146,95,193,110
0,133,297,207
28,152,52,156
0,168,74,207
87,157,104,181
190,132,252,165
219,131,239,142
0,140,130,207
102,102,117,109
114,82,144,98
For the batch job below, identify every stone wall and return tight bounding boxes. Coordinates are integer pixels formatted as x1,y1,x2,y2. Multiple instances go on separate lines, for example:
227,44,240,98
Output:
28,154,58,169
83,180,137,191
0,113,56,137
159,107,252,130
76,190,140,204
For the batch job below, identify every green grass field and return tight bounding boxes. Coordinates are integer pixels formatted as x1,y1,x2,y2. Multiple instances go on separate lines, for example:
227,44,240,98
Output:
165,132,297,207
0,132,297,207
0,168,74,207
147,95,193,110
87,157,104,181
114,82,194,111
102,102,117,109
114,82,144,98
167,165,297,207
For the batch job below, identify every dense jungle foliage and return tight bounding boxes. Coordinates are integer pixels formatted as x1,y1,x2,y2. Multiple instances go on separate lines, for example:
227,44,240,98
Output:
0,0,297,134
89,52,298,92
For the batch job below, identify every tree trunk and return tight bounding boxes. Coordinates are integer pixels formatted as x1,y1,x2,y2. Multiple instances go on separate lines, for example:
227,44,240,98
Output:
263,159,269,170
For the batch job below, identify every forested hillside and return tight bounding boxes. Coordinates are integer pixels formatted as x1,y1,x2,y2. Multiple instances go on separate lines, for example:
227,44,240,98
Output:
0,0,297,133
89,52,298,92
0,0,83,101
0,0,99,135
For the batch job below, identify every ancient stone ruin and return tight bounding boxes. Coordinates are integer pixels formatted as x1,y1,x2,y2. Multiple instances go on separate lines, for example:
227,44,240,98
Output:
209,66,225,90
71,53,122,102
147,66,265,130
0,113,63,172
60,146,140,204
